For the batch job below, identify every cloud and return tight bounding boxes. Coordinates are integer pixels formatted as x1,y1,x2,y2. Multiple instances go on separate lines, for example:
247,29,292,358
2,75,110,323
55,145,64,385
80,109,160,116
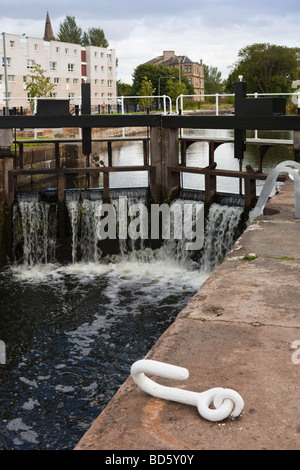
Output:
0,0,299,84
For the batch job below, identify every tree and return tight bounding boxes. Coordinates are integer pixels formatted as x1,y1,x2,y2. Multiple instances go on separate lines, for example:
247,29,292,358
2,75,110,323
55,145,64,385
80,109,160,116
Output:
56,16,109,48
57,16,83,44
117,80,133,96
225,43,299,94
86,27,109,48
166,78,188,104
138,76,156,110
132,63,194,97
25,63,56,112
204,65,224,94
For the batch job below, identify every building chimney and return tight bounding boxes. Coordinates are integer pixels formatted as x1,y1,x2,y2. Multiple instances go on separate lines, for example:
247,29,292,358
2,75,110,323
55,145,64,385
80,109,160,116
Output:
163,50,175,61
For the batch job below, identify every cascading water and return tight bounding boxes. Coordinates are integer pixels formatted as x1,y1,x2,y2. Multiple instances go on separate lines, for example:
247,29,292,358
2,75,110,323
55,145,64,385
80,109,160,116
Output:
13,194,57,266
1,194,244,450
201,204,243,272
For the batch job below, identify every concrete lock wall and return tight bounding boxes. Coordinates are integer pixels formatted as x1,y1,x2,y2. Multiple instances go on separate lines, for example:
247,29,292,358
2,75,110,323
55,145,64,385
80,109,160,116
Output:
0,129,13,266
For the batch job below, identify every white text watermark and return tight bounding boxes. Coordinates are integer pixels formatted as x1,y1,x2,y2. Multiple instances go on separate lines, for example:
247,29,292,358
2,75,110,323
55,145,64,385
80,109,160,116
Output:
0,340,5,364
291,340,300,365
94,197,205,251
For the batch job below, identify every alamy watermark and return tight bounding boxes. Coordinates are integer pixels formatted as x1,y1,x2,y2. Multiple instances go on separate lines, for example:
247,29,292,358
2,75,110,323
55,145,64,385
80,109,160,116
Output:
0,340,5,364
291,340,300,365
94,197,205,251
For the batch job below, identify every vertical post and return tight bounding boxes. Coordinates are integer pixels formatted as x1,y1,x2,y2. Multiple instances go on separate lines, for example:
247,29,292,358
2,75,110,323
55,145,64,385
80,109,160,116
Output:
55,142,60,168
57,171,67,240
81,82,92,187
19,142,24,168
103,171,109,202
234,81,247,161
208,142,215,166
244,175,256,207
0,129,14,205
162,127,180,200
254,93,258,138
163,95,167,115
57,171,66,204
143,140,148,165
149,126,161,202
2,33,9,116
205,171,217,202
107,141,112,166
293,131,300,162
81,82,92,155
180,140,187,166
216,93,219,116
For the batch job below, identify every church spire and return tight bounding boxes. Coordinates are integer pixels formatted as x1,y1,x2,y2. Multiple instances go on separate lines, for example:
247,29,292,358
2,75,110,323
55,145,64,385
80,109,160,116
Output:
43,11,54,41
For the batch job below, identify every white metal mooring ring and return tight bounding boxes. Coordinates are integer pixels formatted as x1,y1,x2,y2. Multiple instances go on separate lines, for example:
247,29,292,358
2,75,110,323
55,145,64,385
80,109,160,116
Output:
131,359,244,422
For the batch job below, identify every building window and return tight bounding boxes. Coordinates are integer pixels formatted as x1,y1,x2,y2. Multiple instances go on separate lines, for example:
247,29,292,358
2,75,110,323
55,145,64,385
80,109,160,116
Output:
50,62,57,71
68,63,74,72
7,75,15,82
94,52,97,58
26,59,34,69
101,66,104,73
2,57,11,67
73,49,77,55
9,41,15,48
94,79,98,85
68,93,75,98
108,67,113,74
73,78,78,84
54,77,60,84
56,47,60,53
184,65,192,73
33,44,38,51
107,53,112,61
65,48,69,54
107,80,113,88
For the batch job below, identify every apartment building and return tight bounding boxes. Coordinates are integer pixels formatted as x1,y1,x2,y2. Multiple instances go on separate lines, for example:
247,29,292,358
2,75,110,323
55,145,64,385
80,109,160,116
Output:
0,30,117,112
145,50,205,98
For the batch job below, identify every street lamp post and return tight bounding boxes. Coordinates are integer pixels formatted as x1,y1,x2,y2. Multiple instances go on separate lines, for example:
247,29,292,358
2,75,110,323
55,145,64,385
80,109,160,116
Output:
2,32,9,115
158,76,175,110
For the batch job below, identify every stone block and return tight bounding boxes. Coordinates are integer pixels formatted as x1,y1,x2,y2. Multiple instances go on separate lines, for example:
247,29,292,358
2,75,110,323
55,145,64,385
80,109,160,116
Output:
0,129,13,148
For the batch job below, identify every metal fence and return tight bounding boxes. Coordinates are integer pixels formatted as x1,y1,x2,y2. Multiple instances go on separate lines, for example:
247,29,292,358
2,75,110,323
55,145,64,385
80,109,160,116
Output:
176,92,300,115
2,91,300,117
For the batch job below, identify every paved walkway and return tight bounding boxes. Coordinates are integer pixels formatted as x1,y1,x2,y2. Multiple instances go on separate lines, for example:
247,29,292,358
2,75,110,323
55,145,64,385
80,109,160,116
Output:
75,179,300,451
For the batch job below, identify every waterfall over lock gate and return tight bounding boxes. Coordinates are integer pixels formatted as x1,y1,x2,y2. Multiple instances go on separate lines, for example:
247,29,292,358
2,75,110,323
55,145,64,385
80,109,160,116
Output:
12,192,244,273
13,194,58,266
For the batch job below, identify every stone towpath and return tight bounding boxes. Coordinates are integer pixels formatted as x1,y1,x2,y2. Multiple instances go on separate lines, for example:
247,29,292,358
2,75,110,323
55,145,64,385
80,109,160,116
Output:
75,179,300,451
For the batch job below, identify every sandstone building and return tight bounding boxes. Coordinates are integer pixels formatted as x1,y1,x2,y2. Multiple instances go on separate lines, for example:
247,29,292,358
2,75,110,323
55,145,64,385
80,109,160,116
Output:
145,50,204,98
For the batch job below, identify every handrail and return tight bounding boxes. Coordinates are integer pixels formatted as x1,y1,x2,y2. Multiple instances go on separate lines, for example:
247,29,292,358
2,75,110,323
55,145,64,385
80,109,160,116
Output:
176,92,300,115
0,94,173,116
249,161,300,220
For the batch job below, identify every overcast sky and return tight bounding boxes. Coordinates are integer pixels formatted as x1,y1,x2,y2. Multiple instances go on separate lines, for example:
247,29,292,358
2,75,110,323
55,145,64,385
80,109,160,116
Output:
0,0,299,84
